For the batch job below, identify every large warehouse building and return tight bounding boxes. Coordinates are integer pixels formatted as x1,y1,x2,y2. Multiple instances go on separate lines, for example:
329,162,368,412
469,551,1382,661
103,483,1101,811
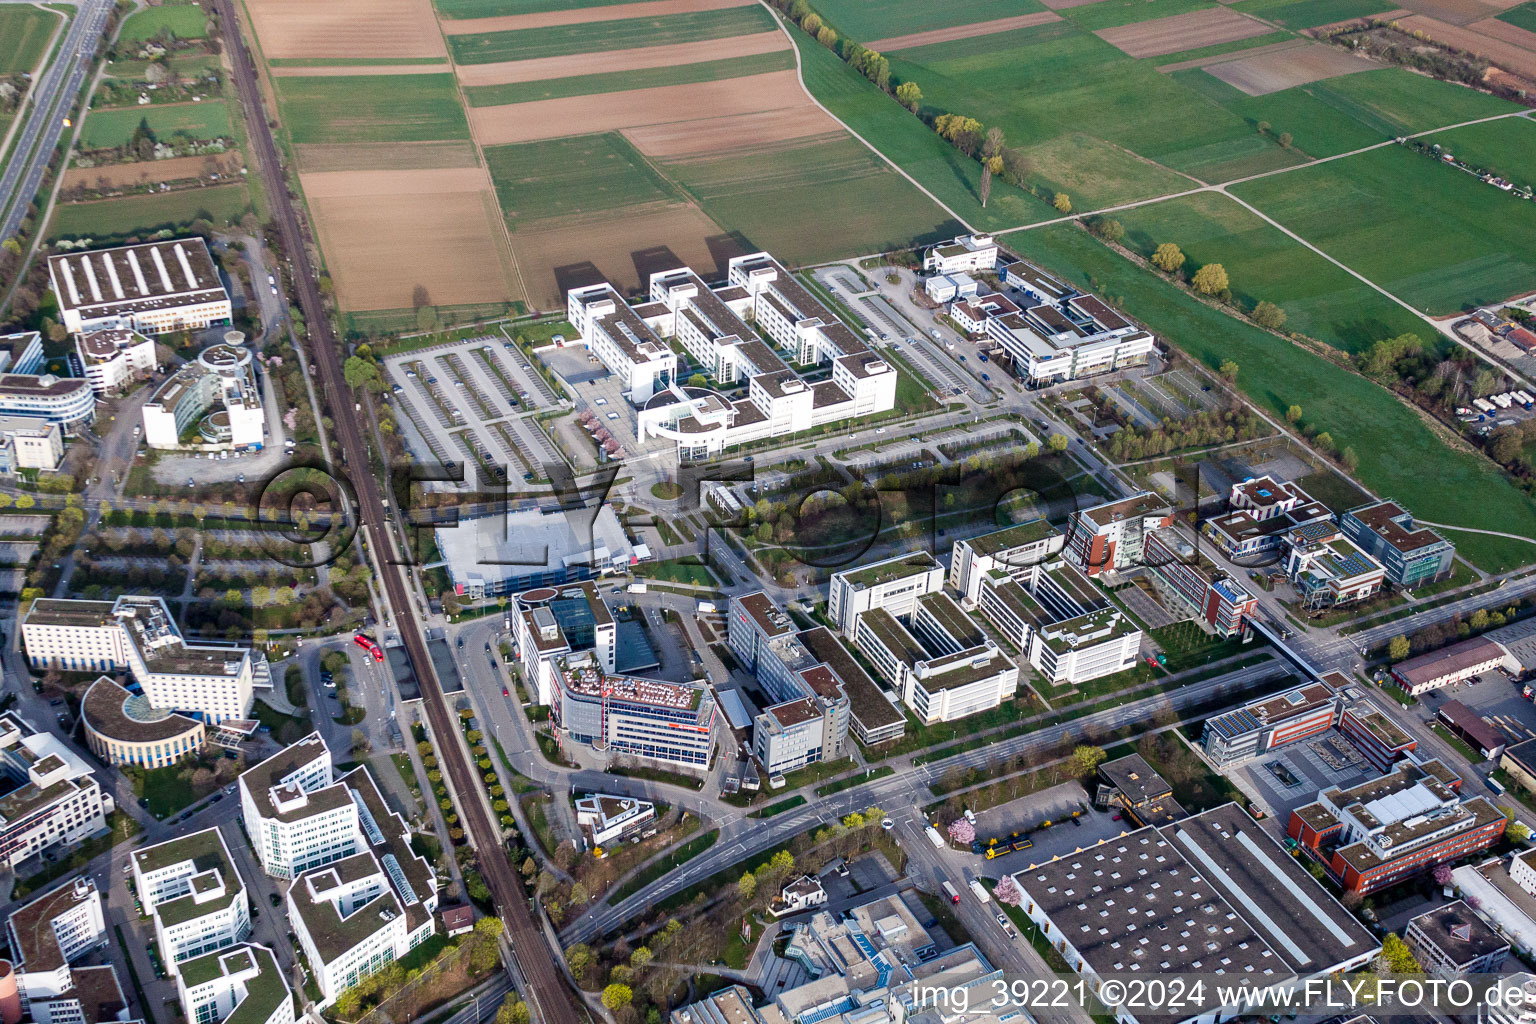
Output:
48,239,232,336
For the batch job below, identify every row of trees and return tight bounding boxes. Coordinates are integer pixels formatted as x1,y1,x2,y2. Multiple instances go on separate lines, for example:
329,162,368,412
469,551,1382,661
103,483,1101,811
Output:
1099,405,1270,463
1387,595,1535,659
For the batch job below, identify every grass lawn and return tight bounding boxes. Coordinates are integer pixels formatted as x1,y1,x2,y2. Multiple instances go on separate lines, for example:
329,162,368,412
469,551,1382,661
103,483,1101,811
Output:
1007,223,1536,572
1232,143,1536,315
609,828,719,901
633,557,718,587
748,795,807,818
815,765,894,796
464,50,793,106
1422,117,1536,193
812,0,1045,40
448,5,776,64
660,134,962,264
123,762,198,819
485,132,680,225
789,30,1055,231
0,5,60,74
48,183,252,239
1231,0,1396,27
721,916,766,971
1114,192,1424,354
254,698,312,745
118,3,207,42
650,481,684,500
275,74,469,144
80,100,230,149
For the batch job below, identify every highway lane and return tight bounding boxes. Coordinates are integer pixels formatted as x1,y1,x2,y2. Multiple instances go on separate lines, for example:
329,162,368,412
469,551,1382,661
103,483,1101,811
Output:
561,657,1291,945
213,6,584,1021
0,0,112,240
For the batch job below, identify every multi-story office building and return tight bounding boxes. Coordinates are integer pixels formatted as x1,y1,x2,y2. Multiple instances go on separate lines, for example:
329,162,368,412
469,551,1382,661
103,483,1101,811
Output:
1288,760,1507,894
828,551,944,638
132,829,250,974
82,676,207,769
1283,522,1387,608
795,626,905,747
574,794,655,848
1341,499,1456,589
1012,804,1379,1024
512,582,616,705
549,660,716,772
948,520,1064,605
0,417,64,473
176,945,293,1024
1142,527,1257,636
980,261,1154,385
1201,675,1416,773
287,771,436,1007
75,328,157,395
633,255,897,460
975,564,1141,686
0,712,112,869
923,233,998,274
1063,493,1172,577
851,591,1017,725
239,733,359,879
142,343,265,451
4,878,134,1024
1201,475,1333,560
23,597,264,763
0,374,95,435
1405,901,1509,974
566,283,677,403
729,592,846,774
0,332,45,375
48,239,231,336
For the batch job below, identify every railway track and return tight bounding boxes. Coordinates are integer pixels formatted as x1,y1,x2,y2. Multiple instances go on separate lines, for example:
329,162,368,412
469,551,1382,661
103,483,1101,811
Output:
212,4,585,1020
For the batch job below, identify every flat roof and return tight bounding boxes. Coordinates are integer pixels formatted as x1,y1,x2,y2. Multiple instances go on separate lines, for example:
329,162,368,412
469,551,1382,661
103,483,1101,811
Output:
178,945,292,1024
238,732,351,823
1346,500,1450,555
835,551,938,589
49,238,225,316
435,504,633,586
82,676,204,745
917,591,985,648
796,626,904,731
967,518,1060,556
736,591,794,639
290,852,403,964
1077,492,1170,529
25,598,115,628
1099,753,1172,806
1407,899,1507,963
8,878,97,971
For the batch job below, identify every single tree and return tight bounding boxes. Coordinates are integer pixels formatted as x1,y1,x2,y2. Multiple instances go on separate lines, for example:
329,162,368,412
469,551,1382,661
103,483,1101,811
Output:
1251,300,1287,331
737,871,757,902
1341,447,1359,472
1069,745,1107,778
1278,132,1293,148
1191,263,1228,296
1089,218,1124,243
602,985,633,1011
895,81,921,111
816,25,836,47
982,126,1005,160
948,818,976,845
1218,360,1239,382
497,1002,531,1024
994,874,1023,906
1285,405,1303,424
1048,433,1069,452
1053,192,1071,213
979,164,992,208
1151,242,1185,273
1388,634,1411,661
1314,431,1334,452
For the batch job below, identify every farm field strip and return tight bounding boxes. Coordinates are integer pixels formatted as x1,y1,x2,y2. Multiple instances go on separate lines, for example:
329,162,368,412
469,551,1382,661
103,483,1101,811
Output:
0,5,63,75
454,31,786,86
864,12,1061,53
243,0,447,60
463,50,793,106
447,4,776,63
274,73,471,143
1093,7,1274,58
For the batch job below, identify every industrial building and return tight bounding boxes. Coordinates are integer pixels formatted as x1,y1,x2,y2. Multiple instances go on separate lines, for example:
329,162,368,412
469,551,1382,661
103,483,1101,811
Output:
48,239,232,336
1391,636,1512,696
434,503,636,600
141,342,265,450
1012,803,1379,1024
1287,760,1506,894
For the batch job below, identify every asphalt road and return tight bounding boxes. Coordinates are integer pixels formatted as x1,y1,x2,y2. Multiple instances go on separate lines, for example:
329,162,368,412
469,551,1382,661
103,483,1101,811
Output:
0,0,113,240
214,7,583,1021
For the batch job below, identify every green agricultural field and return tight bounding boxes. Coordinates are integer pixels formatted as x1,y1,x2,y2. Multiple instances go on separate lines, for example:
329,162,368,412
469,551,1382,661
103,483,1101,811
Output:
448,5,776,64
484,132,681,225
435,0,636,17
1054,0,1220,31
790,30,1054,230
464,50,793,107
663,134,962,264
80,100,230,149
1149,30,1292,68
811,0,1044,42
1498,2,1536,33
883,26,1294,202
1231,143,1536,315
274,74,469,144
118,3,207,43
0,5,61,75
48,183,252,240
1114,192,1423,354
1008,223,1536,572
1422,117,1536,193
1230,0,1394,28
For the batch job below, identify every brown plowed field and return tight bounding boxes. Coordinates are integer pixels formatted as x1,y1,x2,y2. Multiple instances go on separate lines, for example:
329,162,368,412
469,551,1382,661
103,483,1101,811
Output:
1399,0,1508,26
269,63,450,76
864,11,1060,51
1206,41,1378,94
1469,15,1536,50
295,142,480,172
63,151,244,189
1095,7,1270,57
454,31,785,86
1156,36,1308,72
468,69,806,145
245,0,445,59
1397,13,1536,77
439,0,748,34
624,107,840,157
511,203,727,310
1308,8,1411,31
302,168,516,309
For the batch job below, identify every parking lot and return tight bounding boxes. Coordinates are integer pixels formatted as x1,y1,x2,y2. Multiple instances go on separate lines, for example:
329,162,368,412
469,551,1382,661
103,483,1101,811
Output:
384,336,568,485
1225,729,1378,822
1420,670,1536,748
961,781,1129,871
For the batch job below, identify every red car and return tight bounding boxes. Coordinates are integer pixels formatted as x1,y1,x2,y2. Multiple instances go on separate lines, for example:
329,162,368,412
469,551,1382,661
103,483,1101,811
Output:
502,687,510,697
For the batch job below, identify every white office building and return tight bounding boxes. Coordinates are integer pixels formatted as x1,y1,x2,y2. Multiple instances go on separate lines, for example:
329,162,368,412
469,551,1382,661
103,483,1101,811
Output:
75,328,157,395
984,260,1156,384
239,733,359,880
975,562,1141,686
923,233,999,275
22,595,263,731
0,332,45,375
512,582,617,706
566,283,677,404
287,771,436,1007
0,374,95,435
0,711,112,869
142,343,265,450
3,878,137,1024
0,417,65,473
948,519,1065,605
828,551,945,638
176,944,293,1024
132,829,250,974
48,239,232,336
574,793,655,848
